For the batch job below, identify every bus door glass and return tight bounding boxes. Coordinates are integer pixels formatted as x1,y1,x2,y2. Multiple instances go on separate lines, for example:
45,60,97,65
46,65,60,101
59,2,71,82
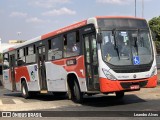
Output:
83,33,99,91
9,54,16,91
37,46,47,91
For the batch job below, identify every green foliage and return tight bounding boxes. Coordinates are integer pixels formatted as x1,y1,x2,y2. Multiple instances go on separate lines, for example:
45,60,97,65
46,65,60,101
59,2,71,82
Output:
155,41,160,48
148,16,160,41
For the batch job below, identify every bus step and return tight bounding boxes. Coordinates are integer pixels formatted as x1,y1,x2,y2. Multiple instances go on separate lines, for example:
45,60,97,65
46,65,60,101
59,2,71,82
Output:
40,90,48,94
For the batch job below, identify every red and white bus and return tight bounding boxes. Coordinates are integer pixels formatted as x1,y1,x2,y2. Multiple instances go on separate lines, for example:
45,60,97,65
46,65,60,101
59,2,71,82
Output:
2,16,157,103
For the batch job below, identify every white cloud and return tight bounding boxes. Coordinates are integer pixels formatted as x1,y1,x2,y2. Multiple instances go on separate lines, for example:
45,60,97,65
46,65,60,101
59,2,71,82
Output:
96,0,151,5
42,7,76,16
26,17,45,23
29,0,71,8
9,12,28,17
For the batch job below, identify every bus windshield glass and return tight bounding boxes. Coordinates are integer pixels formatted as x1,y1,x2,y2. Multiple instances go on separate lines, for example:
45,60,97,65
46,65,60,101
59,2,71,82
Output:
100,29,153,66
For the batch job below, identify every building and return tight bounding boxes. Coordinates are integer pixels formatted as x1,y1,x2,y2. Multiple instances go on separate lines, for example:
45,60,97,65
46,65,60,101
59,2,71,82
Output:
0,40,25,63
9,40,25,44
0,40,25,53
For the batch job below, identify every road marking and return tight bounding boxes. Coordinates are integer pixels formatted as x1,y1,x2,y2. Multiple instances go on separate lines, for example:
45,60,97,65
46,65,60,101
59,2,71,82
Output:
12,99,24,104
0,100,3,105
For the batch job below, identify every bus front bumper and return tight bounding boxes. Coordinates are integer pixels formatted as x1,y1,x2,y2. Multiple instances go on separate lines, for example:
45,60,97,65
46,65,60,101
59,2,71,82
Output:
99,75,158,93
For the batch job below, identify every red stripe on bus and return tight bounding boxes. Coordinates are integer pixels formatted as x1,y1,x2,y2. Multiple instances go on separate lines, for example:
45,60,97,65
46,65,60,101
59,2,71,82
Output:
15,66,30,82
41,20,87,40
8,47,15,51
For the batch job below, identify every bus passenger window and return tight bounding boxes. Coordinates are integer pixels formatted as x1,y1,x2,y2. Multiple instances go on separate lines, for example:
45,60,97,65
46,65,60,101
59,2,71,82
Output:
26,45,36,64
48,37,63,60
64,31,80,58
17,48,26,66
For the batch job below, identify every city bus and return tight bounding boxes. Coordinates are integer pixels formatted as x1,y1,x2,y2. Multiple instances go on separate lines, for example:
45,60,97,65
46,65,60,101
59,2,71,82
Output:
2,16,157,103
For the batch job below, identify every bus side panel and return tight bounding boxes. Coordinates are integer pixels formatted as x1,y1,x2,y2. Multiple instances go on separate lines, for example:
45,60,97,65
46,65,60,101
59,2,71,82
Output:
45,61,67,92
64,56,87,92
3,69,12,90
27,64,40,91
15,64,40,91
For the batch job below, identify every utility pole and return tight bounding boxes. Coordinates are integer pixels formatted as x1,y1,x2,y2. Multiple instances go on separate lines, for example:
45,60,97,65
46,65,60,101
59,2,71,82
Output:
142,0,144,18
135,0,137,17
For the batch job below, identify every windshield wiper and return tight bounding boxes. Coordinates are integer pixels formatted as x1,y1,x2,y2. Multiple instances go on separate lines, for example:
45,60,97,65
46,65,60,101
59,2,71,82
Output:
112,29,120,60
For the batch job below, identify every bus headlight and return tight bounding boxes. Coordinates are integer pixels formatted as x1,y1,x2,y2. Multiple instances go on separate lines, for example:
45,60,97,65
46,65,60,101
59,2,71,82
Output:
150,66,157,77
102,68,117,80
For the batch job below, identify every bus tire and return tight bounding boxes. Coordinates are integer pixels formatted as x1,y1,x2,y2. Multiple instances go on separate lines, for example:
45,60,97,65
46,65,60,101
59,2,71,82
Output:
21,81,30,99
115,91,124,99
72,80,83,103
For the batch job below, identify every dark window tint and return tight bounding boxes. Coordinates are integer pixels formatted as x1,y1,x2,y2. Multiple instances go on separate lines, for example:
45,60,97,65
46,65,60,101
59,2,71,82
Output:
97,18,148,29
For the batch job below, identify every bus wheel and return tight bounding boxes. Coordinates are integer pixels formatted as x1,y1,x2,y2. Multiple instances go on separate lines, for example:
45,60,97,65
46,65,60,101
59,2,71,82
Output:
72,80,83,103
21,81,30,99
115,91,124,99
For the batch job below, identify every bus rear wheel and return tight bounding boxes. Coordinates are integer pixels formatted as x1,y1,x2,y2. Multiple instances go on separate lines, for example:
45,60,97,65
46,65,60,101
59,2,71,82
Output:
21,81,30,99
115,91,124,99
71,80,83,103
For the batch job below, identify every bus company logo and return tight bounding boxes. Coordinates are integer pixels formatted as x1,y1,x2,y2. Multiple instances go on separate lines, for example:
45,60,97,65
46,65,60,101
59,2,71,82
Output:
31,71,35,80
133,74,137,79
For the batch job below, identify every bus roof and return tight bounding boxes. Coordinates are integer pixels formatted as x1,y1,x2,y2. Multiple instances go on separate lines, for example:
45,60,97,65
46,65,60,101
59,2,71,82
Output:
3,16,146,53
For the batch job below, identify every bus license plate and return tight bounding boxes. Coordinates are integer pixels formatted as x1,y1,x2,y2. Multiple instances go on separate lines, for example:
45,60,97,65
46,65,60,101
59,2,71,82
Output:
130,85,140,90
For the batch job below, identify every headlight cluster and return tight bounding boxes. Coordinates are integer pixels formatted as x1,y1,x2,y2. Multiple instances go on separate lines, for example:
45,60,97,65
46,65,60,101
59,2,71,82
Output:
102,68,117,80
150,66,157,77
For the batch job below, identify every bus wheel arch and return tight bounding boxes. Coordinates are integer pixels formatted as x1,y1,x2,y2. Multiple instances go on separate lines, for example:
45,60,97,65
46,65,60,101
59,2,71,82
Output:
67,73,83,103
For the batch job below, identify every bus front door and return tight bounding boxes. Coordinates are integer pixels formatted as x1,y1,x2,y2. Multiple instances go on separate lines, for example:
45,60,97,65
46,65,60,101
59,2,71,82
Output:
37,46,48,93
9,54,16,91
84,33,99,91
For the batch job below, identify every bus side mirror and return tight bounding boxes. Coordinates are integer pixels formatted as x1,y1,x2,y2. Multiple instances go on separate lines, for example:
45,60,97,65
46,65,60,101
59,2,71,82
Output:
97,33,102,43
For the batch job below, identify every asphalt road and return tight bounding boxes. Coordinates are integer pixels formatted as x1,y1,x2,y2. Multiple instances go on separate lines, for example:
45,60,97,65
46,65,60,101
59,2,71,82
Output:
1,86,160,120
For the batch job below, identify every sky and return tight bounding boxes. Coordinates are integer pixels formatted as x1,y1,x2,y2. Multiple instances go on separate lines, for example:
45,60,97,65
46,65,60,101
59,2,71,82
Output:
0,0,159,43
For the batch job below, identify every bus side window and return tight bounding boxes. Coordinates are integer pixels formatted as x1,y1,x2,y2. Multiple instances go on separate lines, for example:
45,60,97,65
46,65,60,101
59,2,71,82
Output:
63,35,67,57
17,48,26,66
48,37,63,60
3,53,9,69
26,45,36,64
64,31,80,58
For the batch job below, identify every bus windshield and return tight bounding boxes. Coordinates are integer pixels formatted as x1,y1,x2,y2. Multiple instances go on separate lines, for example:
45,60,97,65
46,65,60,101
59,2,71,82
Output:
101,29,153,66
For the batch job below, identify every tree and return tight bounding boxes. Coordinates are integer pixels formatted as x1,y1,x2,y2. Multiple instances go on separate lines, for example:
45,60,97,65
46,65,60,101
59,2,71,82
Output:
149,16,160,41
